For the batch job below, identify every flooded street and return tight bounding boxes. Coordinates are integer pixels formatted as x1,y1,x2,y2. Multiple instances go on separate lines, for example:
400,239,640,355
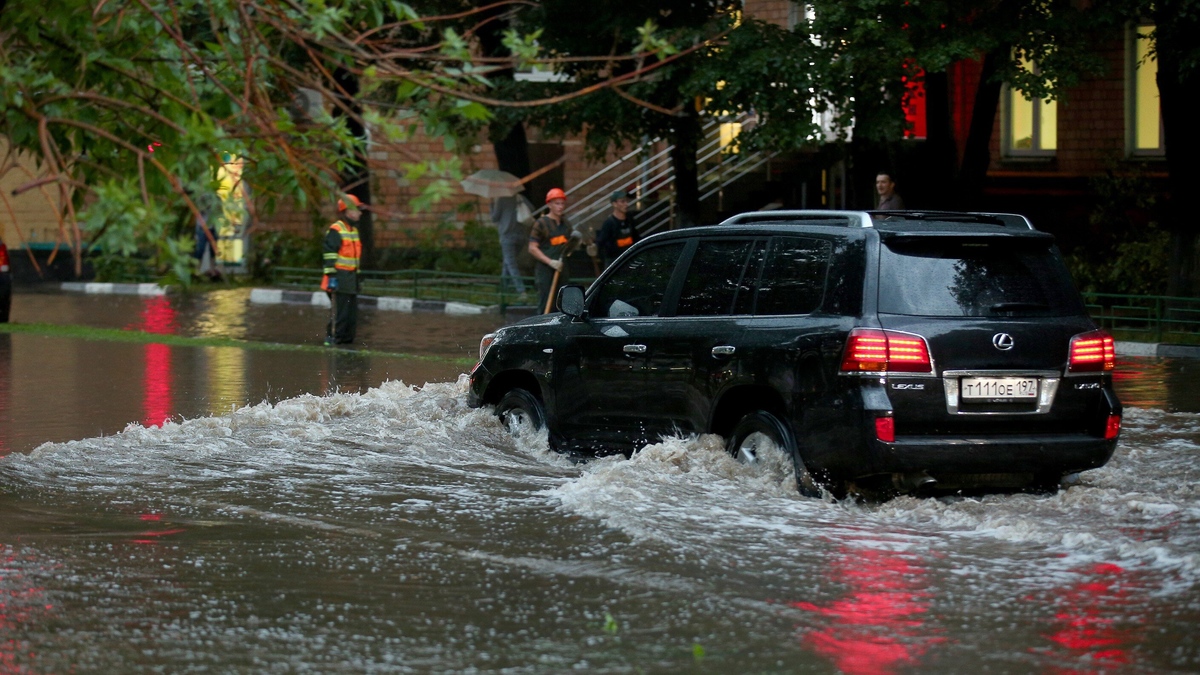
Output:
2,289,1198,672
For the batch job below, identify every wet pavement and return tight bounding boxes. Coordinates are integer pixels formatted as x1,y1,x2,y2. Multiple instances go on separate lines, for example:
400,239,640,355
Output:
0,287,1198,673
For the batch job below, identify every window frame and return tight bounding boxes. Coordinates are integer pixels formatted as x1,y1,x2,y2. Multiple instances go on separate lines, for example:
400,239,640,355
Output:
1001,58,1057,158
1126,21,1165,158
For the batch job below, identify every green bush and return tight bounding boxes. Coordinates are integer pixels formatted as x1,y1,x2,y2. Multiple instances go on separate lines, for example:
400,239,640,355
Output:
1064,169,1168,296
373,219,502,275
91,253,156,283
251,229,322,279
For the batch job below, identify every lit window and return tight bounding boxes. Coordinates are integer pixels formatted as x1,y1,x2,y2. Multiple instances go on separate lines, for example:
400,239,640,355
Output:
1004,56,1056,156
1129,23,1164,155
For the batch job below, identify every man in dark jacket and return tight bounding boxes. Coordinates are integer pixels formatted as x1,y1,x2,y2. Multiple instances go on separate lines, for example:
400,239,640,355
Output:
594,189,638,269
322,194,362,345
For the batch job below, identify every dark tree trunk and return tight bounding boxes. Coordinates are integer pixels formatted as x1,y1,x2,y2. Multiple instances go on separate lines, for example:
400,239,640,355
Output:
492,122,532,181
333,67,373,268
923,69,959,209
476,7,532,189
957,49,1005,208
1156,2,1200,297
670,111,701,229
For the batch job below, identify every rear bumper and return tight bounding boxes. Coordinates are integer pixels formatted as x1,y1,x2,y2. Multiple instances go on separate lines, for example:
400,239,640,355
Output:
875,434,1117,476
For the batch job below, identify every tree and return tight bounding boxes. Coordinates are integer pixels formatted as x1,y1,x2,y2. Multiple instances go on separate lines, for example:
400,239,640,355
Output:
490,1,820,229
1139,0,1200,296
0,0,529,281
800,0,1114,207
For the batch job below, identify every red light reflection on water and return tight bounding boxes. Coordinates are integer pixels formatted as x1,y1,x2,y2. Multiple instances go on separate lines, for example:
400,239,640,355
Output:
789,546,946,675
1036,562,1138,674
1,546,52,673
137,297,176,427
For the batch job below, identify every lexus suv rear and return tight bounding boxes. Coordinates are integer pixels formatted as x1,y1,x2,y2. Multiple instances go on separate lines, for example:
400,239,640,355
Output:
468,210,1120,497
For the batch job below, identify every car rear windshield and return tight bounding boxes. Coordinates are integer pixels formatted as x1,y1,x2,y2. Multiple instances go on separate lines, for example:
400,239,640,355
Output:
878,237,1085,317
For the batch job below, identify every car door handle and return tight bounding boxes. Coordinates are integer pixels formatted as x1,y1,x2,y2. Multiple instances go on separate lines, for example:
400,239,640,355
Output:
712,345,736,357
623,344,647,354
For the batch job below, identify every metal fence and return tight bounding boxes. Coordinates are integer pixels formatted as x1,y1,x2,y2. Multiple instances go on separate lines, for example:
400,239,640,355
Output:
1082,292,1200,343
270,271,1200,339
272,267,597,308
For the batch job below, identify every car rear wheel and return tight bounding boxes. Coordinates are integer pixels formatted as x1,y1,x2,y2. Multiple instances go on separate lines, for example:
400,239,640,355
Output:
495,388,545,438
727,411,822,498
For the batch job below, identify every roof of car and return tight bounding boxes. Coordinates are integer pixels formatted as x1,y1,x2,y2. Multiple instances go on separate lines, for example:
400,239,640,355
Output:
697,209,1051,238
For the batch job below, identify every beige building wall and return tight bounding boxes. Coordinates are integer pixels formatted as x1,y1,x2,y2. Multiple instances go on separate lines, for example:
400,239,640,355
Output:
0,139,63,247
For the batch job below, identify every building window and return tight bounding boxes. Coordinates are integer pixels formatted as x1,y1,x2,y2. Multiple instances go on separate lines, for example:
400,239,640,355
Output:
1004,56,1057,156
1129,23,1164,156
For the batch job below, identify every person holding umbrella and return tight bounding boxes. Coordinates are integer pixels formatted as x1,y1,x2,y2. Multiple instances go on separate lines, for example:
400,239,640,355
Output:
528,187,579,313
321,193,362,346
461,169,530,301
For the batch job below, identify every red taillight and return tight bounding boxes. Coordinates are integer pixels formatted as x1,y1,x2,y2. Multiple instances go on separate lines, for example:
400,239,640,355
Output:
1104,414,1121,440
841,329,932,373
0,243,9,272
875,416,895,442
1068,330,1115,372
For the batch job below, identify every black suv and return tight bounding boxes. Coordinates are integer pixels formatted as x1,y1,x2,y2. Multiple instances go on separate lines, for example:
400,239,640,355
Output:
468,211,1121,496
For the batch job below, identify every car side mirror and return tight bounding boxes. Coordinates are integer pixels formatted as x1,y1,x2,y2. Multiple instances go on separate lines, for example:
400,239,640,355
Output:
557,285,586,318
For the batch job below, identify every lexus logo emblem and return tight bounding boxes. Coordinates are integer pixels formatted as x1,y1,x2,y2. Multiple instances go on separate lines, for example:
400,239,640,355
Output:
993,333,1014,351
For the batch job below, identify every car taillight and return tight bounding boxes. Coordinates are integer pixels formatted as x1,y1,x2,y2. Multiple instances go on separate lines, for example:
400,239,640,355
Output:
1104,414,1121,440
0,244,9,272
840,329,932,373
1068,330,1115,372
875,416,896,442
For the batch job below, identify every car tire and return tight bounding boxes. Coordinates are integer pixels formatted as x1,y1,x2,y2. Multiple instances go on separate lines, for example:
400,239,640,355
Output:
727,411,823,498
495,388,546,438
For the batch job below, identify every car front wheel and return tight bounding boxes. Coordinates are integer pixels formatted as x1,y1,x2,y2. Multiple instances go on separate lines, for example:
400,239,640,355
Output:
495,388,546,438
727,411,823,498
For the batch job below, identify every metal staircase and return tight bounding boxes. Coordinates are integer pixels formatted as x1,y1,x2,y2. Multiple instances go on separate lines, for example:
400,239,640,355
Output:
529,114,773,239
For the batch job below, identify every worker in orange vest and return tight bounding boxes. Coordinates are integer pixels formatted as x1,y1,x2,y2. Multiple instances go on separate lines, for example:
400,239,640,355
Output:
528,187,580,313
321,194,362,346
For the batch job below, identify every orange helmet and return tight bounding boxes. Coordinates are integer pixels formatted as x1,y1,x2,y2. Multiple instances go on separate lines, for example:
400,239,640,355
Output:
338,193,362,211
545,187,567,204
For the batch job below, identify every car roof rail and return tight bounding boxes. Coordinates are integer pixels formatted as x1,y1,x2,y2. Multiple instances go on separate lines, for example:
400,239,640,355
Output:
717,210,874,228
869,210,1036,230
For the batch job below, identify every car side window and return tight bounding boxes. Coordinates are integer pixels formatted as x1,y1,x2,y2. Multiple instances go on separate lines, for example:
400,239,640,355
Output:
590,242,686,318
755,237,832,315
676,239,758,316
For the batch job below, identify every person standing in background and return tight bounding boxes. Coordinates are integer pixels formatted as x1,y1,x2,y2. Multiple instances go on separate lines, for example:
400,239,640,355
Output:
875,172,905,210
322,194,362,346
528,188,575,313
594,189,639,269
491,195,527,298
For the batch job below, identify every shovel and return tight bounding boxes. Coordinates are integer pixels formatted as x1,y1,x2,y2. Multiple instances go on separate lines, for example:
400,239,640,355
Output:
543,231,583,314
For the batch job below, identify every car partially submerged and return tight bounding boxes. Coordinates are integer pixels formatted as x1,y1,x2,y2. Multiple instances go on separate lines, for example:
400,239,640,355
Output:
468,210,1120,497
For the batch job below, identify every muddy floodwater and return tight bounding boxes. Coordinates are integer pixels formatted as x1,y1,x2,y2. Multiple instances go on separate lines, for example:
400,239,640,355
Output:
1,289,1198,673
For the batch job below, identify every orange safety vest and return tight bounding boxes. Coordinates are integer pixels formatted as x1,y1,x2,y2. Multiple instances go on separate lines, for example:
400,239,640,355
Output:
331,221,361,271
616,236,634,248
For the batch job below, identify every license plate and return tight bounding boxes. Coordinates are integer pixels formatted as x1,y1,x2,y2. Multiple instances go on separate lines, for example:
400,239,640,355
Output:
960,377,1038,400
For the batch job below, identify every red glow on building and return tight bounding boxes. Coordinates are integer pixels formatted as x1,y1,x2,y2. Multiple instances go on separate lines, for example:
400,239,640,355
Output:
789,546,946,674
902,63,927,139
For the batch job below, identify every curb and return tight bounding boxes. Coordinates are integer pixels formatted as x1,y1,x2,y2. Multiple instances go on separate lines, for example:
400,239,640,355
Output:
61,282,168,296
1114,340,1200,359
248,288,494,315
